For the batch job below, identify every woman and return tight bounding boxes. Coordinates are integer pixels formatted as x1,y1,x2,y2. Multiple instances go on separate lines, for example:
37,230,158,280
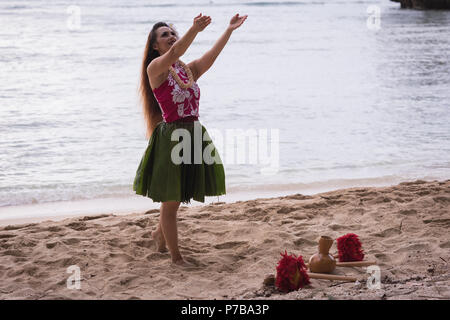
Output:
133,13,248,265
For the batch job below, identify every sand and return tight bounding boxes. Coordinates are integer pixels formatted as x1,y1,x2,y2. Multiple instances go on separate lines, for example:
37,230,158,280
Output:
0,179,448,300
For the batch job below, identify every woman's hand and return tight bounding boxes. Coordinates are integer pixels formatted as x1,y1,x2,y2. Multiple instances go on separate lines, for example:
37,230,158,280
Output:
193,13,211,32
228,14,248,31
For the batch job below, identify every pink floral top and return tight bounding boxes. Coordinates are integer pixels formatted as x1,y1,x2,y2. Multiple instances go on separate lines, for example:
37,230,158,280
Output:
152,61,200,122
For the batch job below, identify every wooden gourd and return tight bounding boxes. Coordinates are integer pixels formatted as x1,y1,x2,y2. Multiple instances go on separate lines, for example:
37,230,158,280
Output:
308,236,336,273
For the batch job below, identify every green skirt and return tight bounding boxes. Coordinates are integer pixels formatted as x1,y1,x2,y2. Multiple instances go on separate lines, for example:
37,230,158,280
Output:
133,120,226,204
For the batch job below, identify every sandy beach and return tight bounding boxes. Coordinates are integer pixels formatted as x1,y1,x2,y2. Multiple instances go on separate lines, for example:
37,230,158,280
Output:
0,179,448,300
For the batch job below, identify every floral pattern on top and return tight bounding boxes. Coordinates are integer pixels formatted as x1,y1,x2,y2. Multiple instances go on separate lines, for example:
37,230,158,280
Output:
152,62,200,122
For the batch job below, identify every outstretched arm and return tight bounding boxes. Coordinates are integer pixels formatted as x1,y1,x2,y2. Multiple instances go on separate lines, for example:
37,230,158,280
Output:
149,14,211,79
188,14,248,81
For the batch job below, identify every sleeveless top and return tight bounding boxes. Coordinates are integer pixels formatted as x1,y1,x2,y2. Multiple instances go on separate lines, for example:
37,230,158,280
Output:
152,61,200,123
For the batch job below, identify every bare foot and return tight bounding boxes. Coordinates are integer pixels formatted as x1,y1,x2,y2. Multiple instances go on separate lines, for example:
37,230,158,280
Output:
152,228,168,253
171,258,196,268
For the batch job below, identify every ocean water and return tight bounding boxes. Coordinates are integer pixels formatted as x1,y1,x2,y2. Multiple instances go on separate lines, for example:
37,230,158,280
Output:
1,0,449,210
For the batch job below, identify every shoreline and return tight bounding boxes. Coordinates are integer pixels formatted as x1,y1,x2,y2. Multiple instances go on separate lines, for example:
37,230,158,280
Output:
0,175,431,227
0,179,449,299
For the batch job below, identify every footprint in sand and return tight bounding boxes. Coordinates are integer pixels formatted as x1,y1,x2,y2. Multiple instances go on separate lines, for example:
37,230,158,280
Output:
394,243,429,253
46,226,66,232
169,256,204,269
373,252,391,263
2,249,25,257
189,213,211,219
184,256,204,267
302,202,329,210
0,242,12,249
133,240,153,248
293,238,316,247
329,223,353,231
46,241,61,249
0,233,16,239
114,275,139,286
244,207,258,214
66,222,88,231
140,231,152,238
214,241,247,250
146,252,168,261
372,227,401,238
398,209,417,216
22,264,38,276
18,238,38,247
106,238,127,248
48,256,80,268
132,218,149,228
62,238,81,245
356,191,378,197
291,213,308,220
179,243,209,254
422,218,450,227
263,238,276,244
439,241,450,248
433,196,450,204
276,207,297,214
113,221,138,230
7,268,26,277
368,196,392,204
107,253,135,263
416,190,431,196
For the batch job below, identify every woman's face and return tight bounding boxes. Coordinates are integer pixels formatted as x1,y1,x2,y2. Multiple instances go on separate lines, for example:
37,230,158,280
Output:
153,26,178,55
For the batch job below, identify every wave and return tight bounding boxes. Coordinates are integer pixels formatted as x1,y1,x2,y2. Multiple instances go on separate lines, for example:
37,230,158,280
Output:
1,174,446,208
225,174,444,194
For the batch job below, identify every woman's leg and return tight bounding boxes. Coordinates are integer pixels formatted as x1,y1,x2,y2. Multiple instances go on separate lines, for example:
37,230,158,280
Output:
152,218,167,253
159,201,183,263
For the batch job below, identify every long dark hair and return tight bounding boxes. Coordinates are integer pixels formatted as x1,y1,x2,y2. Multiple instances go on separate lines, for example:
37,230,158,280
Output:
139,22,175,139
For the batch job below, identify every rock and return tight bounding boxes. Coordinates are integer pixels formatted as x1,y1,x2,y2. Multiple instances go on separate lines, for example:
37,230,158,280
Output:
263,274,275,287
